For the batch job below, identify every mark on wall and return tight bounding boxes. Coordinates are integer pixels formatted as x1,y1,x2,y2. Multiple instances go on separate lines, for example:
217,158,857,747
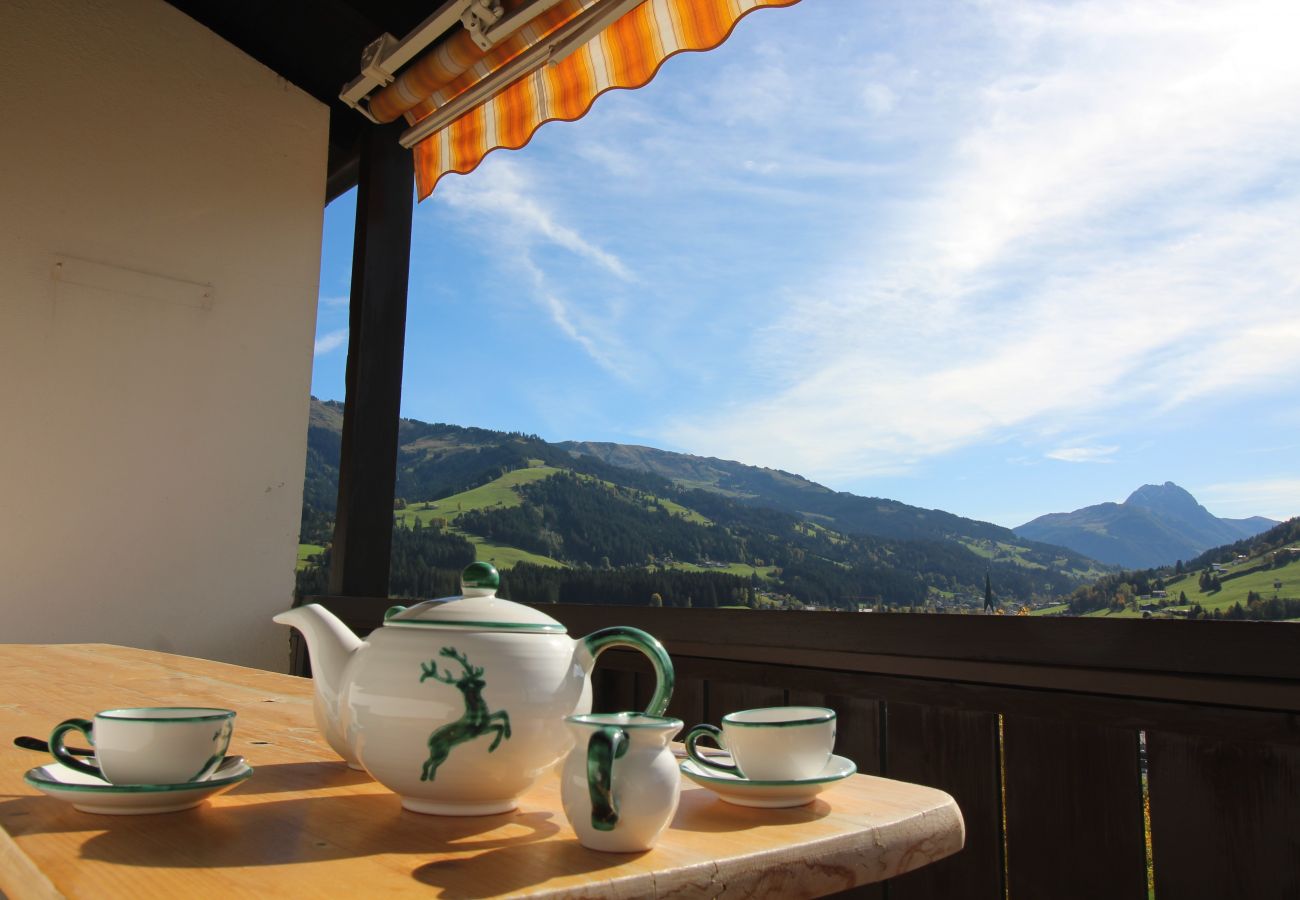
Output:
53,255,213,310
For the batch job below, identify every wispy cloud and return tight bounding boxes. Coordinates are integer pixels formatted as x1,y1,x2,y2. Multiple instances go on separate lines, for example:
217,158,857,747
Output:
667,0,1300,483
314,328,348,355
430,158,634,375
1046,445,1119,464
437,159,633,281
319,295,349,309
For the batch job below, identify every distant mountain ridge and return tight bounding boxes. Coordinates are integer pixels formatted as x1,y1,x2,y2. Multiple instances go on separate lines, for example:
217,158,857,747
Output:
300,399,1105,607
559,441,1012,543
1014,482,1277,569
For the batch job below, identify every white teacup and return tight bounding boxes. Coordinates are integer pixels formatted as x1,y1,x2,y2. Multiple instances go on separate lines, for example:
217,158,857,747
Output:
49,707,235,785
684,706,836,781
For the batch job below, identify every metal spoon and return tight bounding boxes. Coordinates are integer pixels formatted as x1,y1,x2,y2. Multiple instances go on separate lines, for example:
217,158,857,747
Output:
13,736,95,757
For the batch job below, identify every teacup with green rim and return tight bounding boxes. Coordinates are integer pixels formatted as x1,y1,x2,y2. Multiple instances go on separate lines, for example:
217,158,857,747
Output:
48,707,235,785
684,706,835,781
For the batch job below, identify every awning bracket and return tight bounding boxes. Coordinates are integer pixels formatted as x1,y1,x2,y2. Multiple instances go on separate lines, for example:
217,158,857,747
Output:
339,0,570,122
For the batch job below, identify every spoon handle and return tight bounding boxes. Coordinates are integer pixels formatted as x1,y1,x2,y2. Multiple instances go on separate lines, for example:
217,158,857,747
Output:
13,735,96,757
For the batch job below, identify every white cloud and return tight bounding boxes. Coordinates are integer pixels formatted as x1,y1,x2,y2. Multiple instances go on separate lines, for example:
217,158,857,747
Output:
1194,478,1300,522
431,158,634,373
319,295,349,309
668,0,1300,483
437,159,632,281
314,328,348,355
860,82,896,116
1045,445,1119,464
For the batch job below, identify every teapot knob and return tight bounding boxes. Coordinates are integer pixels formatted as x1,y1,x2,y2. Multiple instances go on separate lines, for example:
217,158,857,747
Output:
461,561,500,595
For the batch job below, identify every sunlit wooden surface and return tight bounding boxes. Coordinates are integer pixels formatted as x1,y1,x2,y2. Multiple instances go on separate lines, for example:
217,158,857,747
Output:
0,644,963,898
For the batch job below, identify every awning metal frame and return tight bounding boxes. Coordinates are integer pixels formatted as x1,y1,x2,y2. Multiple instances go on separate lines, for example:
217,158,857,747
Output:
339,0,576,124
395,0,642,148
339,0,638,140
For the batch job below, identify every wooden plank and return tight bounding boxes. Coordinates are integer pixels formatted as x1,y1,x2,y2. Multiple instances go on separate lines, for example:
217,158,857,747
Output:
705,680,786,725
0,644,964,899
328,120,414,598
789,690,882,778
790,692,885,900
885,703,1002,900
547,605,1300,683
545,608,1300,739
592,666,638,714
598,648,1300,747
1147,732,1300,899
663,676,705,730
1002,716,1146,899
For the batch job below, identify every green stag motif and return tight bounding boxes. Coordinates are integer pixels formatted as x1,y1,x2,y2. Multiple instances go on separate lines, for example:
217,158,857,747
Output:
419,647,512,781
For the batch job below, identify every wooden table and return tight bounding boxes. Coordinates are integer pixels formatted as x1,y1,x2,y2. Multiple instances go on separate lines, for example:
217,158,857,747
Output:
0,644,964,898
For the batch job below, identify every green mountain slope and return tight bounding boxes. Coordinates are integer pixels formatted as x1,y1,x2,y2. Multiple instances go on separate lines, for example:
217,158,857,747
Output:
298,399,1107,608
559,440,1016,543
1052,517,1300,620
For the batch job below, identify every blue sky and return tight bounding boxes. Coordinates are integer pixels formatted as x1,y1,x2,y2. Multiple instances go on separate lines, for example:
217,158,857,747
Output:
312,0,1300,529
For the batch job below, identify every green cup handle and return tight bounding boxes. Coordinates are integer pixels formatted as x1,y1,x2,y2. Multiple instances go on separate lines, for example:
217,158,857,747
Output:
587,725,630,832
684,723,740,775
49,718,102,779
582,626,675,716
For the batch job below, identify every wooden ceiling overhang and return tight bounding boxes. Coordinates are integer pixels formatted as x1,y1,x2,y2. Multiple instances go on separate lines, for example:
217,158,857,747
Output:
164,0,439,202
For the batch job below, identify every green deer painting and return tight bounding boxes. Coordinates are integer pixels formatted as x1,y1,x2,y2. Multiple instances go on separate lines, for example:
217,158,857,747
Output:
418,647,512,782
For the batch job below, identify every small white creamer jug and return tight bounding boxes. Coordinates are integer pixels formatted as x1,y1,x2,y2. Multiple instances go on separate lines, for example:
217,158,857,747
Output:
560,712,682,852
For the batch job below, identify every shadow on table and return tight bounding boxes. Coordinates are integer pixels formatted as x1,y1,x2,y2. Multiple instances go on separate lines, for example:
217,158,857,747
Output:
670,786,830,833
224,760,374,793
411,840,629,897
3,790,560,864
54,787,630,897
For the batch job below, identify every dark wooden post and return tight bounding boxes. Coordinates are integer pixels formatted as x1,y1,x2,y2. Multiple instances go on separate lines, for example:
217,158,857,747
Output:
329,122,413,597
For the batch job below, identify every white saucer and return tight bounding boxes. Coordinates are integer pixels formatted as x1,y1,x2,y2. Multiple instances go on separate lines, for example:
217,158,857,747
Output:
23,755,252,815
680,754,857,808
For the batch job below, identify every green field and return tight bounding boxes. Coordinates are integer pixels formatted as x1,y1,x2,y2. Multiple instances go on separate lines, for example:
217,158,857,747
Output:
655,496,710,525
1031,603,1070,616
1159,556,1300,613
959,538,1108,581
297,543,324,571
1071,555,1300,618
389,465,731,571
666,562,778,579
396,466,561,526
464,535,566,570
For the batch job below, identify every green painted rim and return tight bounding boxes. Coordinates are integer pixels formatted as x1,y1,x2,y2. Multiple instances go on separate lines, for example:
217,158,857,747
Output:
567,713,684,731
24,757,252,794
97,708,235,723
385,620,567,633
722,706,835,728
680,755,856,787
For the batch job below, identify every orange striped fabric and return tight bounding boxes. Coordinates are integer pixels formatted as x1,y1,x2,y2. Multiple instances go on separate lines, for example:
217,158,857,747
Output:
402,0,801,199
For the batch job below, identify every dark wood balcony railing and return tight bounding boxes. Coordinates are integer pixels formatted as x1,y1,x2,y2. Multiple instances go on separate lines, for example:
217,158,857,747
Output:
294,598,1300,899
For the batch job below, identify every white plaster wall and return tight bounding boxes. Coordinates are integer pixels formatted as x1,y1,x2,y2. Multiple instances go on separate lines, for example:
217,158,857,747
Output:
0,0,328,671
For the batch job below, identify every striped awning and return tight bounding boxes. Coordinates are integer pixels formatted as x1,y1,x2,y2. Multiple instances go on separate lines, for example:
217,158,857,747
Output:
365,0,801,199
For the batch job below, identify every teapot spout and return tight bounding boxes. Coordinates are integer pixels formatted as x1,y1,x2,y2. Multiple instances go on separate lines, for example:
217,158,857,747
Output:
273,604,363,767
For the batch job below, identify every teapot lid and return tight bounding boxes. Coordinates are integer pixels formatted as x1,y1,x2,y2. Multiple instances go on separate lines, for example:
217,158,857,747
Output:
382,562,566,634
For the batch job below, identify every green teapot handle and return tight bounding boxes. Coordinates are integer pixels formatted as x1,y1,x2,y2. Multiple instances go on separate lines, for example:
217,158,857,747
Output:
582,626,675,716
586,725,630,831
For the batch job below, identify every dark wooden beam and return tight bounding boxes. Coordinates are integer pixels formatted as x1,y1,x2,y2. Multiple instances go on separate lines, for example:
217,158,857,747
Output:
328,121,413,597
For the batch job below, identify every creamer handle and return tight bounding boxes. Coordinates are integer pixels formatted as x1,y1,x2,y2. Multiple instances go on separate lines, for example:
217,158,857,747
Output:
587,725,629,831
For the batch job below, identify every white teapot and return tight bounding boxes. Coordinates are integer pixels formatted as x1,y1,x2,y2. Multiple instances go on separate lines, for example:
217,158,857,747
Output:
273,562,673,816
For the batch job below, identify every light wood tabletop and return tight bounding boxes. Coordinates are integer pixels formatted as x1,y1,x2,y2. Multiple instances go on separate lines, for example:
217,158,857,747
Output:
0,644,964,898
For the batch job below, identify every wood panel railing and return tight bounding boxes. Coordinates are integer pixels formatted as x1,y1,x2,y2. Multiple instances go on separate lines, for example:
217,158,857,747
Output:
294,598,1300,899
